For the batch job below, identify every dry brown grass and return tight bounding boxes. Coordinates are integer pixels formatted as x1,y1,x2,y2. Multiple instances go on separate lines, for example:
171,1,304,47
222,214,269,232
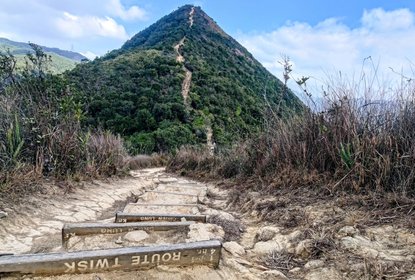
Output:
168,75,415,200
260,250,304,271
124,153,167,170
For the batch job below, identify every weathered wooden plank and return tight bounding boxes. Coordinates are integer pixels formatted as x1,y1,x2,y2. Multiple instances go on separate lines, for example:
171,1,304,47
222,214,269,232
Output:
0,240,222,276
159,184,207,190
128,203,199,207
115,212,206,223
146,190,199,197
62,221,194,243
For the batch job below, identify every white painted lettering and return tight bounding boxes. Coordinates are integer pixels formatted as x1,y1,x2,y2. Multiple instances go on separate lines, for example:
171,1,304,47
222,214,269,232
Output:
95,258,109,269
161,253,172,262
141,254,150,264
77,260,88,271
131,255,140,266
172,252,181,261
151,254,160,264
112,257,121,268
64,262,76,273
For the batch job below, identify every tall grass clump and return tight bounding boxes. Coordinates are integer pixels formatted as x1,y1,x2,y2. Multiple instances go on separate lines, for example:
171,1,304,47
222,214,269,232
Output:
0,45,128,201
169,65,415,197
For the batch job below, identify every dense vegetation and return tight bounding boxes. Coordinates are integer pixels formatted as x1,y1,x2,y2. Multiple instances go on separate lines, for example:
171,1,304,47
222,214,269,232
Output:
68,5,303,153
0,45,126,202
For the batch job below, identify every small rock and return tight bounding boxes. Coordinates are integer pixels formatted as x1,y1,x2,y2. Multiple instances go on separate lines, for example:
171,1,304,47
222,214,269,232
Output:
255,226,280,242
287,230,303,242
223,258,250,274
289,267,301,273
260,270,289,280
0,211,7,219
186,223,225,242
338,226,359,237
295,239,313,258
252,241,282,255
223,241,245,256
124,231,149,242
114,237,123,245
205,209,236,222
304,260,324,269
305,267,343,280
181,217,187,222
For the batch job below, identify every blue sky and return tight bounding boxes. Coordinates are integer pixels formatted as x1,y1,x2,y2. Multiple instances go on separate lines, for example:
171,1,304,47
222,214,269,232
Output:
1,0,415,92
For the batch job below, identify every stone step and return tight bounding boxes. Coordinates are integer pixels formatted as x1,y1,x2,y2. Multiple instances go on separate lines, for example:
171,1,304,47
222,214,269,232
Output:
139,192,198,204
146,190,200,197
154,186,206,196
62,221,194,244
115,212,207,223
0,240,222,276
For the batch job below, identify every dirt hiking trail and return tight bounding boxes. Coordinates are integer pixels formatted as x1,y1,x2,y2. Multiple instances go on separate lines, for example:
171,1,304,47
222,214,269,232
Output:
173,7,215,153
1,168,415,279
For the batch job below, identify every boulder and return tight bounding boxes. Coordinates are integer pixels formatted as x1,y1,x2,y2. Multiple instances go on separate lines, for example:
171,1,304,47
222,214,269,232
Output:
304,260,324,269
223,241,246,256
186,223,225,242
255,226,280,242
260,270,289,280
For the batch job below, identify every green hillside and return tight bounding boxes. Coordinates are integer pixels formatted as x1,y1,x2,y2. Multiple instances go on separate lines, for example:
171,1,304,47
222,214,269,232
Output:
0,38,87,74
68,5,303,153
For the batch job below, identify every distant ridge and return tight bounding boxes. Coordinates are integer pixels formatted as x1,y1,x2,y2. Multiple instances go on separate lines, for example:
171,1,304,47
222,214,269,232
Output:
0,38,87,61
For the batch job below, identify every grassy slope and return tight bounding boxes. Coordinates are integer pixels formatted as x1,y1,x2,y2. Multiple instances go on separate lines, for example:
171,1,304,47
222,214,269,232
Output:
0,40,80,74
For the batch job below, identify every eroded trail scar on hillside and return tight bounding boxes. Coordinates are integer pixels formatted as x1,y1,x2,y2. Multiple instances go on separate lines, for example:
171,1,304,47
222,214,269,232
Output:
189,6,195,28
174,38,186,64
173,7,196,109
173,7,215,153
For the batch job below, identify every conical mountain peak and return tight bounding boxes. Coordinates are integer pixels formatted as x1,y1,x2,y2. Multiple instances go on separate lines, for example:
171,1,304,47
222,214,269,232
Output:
121,5,230,52
69,6,303,152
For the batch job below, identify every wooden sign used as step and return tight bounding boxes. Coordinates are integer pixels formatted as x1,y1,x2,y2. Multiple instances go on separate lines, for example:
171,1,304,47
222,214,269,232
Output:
0,240,222,276
115,212,207,223
62,221,194,244
146,190,200,197
129,203,199,207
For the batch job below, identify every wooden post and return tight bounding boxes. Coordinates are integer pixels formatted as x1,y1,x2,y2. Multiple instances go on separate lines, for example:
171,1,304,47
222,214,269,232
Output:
0,240,222,276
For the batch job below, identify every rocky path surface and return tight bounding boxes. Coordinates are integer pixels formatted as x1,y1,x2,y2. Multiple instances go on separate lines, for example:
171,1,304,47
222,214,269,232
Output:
2,168,415,279
0,168,269,279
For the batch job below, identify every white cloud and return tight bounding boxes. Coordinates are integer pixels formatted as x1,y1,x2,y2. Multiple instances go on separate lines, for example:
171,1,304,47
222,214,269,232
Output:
238,8,415,95
56,12,129,40
106,0,147,21
81,51,98,60
0,0,150,56
362,8,414,31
